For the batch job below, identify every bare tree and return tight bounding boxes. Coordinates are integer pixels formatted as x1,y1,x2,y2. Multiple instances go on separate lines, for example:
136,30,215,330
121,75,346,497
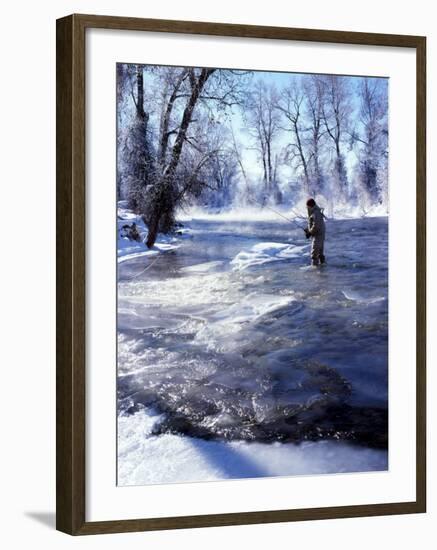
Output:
277,80,313,194
117,64,154,211
320,75,352,196
182,116,239,208
303,76,327,194
245,80,282,199
351,78,388,202
157,67,189,167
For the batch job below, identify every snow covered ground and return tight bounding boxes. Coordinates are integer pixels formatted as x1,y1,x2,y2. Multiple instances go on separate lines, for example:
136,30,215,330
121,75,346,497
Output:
118,408,387,486
117,200,191,264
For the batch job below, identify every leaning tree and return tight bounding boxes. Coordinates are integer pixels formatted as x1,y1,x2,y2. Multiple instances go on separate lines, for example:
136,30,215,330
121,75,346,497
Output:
143,67,248,248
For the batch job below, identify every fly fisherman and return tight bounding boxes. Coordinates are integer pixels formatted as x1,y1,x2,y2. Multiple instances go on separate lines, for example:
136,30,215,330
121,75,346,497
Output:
304,198,326,266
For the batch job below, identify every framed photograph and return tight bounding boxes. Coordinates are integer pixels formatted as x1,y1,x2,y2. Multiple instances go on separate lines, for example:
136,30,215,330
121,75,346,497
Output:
56,14,426,535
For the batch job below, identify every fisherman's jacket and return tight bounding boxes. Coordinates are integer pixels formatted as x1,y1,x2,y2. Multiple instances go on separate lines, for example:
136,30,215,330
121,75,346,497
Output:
307,205,326,237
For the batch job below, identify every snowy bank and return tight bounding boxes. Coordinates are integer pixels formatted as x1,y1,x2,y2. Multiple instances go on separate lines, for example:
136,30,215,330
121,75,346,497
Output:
118,408,388,486
118,201,191,264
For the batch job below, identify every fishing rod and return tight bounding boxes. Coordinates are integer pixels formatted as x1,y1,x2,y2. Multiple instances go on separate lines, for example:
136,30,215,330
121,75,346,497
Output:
245,194,307,232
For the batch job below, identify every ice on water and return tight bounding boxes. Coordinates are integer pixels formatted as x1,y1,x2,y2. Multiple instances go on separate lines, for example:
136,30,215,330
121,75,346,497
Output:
231,241,309,271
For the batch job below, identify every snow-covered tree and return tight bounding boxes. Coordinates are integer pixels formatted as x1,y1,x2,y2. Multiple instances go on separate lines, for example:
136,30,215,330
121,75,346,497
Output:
303,76,327,195
117,65,389,227
117,64,155,212
351,78,389,203
118,65,251,247
245,80,282,201
277,79,313,195
320,75,352,198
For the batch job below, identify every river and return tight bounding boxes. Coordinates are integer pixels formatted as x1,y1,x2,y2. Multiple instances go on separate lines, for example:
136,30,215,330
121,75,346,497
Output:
117,216,388,485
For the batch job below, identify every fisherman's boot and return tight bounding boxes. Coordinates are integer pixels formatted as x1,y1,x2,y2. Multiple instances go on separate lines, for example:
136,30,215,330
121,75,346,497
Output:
319,254,326,264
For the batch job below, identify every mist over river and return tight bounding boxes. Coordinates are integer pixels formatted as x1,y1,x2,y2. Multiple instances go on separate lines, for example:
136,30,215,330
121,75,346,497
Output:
117,216,388,485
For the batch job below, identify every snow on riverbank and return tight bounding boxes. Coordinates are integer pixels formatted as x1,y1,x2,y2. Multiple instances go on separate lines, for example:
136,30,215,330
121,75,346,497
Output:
118,408,388,486
118,201,191,263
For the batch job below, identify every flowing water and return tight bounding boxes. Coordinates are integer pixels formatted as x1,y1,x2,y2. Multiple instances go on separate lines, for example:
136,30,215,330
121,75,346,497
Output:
117,216,388,483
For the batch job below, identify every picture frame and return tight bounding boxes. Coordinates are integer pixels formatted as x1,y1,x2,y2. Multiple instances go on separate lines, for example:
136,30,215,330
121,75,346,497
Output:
56,13,426,535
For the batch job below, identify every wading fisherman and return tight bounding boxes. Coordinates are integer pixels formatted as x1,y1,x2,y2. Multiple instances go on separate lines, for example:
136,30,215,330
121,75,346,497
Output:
304,198,326,266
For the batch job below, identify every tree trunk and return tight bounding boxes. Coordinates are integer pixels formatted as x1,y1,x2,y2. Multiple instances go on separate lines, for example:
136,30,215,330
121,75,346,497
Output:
267,140,273,191
158,70,187,165
262,156,268,190
146,210,161,249
136,66,145,119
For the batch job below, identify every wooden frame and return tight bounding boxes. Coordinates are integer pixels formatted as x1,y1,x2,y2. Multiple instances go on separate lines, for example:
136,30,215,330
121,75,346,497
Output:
56,13,426,535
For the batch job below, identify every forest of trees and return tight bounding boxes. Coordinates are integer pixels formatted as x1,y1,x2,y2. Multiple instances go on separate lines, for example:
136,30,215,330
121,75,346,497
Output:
117,64,388,248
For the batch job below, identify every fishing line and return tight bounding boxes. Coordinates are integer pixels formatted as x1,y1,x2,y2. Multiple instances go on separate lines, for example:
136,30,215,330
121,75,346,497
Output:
245,195,306,231
121,250,165,281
